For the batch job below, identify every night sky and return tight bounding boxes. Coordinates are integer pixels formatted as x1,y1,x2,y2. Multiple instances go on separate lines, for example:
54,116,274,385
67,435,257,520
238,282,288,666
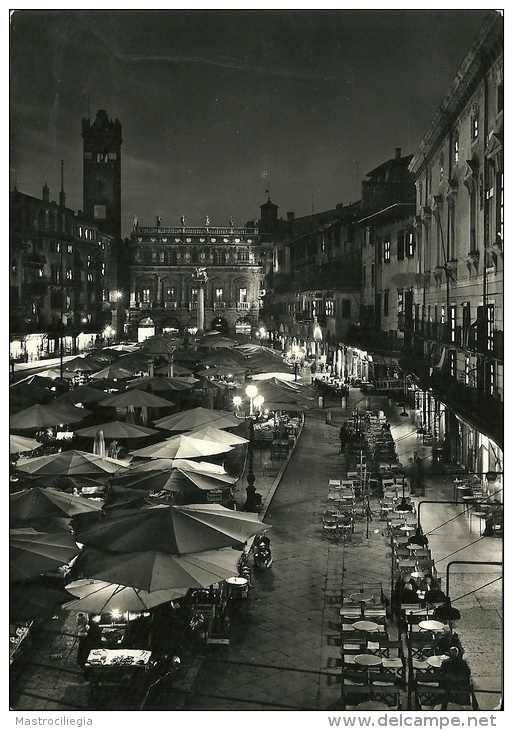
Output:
10,8,494,238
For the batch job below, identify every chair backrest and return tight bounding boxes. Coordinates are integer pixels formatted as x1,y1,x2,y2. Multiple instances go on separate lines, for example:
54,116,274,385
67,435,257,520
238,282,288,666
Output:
329,479,341,487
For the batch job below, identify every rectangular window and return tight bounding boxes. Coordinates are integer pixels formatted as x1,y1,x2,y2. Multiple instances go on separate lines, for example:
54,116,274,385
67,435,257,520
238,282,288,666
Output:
160,251,165,263
214,251,223,265
325,300,335,317
406,230,415,257
454,138,459,164
239,288,247,302
141,288,150,303
450,305,456,343
397,233,405,260
67,244,73,254
371,263,375,285
439,153,444,183
362,265,366,286
449,350,456,378
166,287,175,301
341,299,351,318
87,255,92,268
497,82,504,114
486,304,494,351
383,238,391,262
471,110,479,142
383,290,389,317
215,288,223,302
238,250,249,261
87,273,93,282
191,288,198,302
66,268,73,280
496,173,503,246
397,289,404,314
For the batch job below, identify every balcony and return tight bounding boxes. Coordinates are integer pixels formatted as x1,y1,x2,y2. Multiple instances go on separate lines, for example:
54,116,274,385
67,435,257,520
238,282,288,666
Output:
25,252,47,267
189,302,198,311
213,302,226,310
164,301,178,309
237,301,250,310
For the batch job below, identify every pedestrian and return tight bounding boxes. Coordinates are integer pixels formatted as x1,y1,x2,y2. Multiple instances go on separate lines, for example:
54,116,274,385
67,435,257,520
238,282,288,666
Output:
339,423,349,452
245,481,257,512
413,451,424,495
439,646,476,709
108,440,120,459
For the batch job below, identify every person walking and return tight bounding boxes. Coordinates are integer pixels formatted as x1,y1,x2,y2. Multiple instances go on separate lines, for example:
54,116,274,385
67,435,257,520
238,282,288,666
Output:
413,451,424,496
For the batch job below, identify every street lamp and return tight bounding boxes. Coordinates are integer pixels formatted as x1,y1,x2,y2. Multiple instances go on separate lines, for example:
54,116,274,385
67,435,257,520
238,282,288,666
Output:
234,385,265,499
103,325,114,347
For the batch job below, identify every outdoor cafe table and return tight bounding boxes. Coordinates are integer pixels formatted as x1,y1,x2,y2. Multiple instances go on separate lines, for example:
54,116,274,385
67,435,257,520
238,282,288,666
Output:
350,592,374,603
352,620,379,633
357,701,388,711
354,654,382,680
419,620,445,633
427,655,448,668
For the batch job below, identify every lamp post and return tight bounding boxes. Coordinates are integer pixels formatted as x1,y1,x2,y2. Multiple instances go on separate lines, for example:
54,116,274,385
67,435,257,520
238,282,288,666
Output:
234,384,265,496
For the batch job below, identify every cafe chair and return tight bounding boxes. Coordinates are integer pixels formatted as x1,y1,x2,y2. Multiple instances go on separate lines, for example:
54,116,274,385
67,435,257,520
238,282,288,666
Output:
322,516,339,543
370,676,402,710
413,673,446,710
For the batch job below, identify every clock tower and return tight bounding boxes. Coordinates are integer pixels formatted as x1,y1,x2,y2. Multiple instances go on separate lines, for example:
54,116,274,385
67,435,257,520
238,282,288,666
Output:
82,109,122,241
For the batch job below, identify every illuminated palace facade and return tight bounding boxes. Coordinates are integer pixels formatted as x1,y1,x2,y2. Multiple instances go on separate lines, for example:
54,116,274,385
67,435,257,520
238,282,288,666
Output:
126,210,274,341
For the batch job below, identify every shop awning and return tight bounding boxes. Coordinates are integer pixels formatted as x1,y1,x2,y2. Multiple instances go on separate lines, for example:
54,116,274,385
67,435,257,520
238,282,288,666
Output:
23,333,48,341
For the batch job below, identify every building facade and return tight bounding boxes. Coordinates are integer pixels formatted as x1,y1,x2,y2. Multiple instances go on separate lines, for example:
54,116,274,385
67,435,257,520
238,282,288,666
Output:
263,201,362,373
126,216,273,341
403,12,503,481
9,185,115,362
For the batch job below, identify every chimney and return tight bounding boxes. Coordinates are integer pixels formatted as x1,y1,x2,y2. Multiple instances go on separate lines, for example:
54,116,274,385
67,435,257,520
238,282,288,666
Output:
287,212,294,222
395,148,402,160
42,183,49,203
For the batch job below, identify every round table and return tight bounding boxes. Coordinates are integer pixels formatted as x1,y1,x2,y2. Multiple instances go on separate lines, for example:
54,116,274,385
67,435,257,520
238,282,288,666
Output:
411,571,426,580
357,701,388,711
399,525,414,532
352,621,379,633
419,620,445,632
225,576,248,598
427,654,448,668
354,654,382,668
350,592,374,603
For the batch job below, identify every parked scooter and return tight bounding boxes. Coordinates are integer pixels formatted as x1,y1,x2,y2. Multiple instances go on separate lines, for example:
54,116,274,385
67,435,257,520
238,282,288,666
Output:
253,533,273,570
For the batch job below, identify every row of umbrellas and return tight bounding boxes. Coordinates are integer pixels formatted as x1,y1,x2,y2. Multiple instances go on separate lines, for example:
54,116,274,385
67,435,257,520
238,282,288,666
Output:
9,336,298,619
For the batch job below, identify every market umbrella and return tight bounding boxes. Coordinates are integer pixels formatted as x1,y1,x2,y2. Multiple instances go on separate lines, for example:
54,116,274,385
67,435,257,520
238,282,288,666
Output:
62,579,186,613
143,339,178,356
189,425,249,446
75,503,270,554
10,382,56,405
15,374,65,391
10,403,91,430
263,402,310,412
10,582,74,622
90,362,139,380
73,546,242,593
99,390,173,408
153,407,240,432
127,376,197,392
155,362,194,377
14,450,131,476
250,371,297,382
130,433,234,460
21,473,109,492
62,356,103,374
10,487,104,522
10,527,81,581
202,336,239,349
195,365,247,378
200,349,247,367
163,469,237,494
56,385,109,404
75,421,158,439
9,434,42,454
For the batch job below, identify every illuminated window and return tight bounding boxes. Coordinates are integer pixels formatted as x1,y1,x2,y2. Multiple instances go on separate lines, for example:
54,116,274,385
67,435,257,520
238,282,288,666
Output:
383,239,391,262
141,288,151,303
238,288,247,302
215,288,223,302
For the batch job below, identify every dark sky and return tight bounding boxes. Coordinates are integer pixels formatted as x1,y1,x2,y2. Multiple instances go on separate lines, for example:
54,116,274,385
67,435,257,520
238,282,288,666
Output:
10,8,495,238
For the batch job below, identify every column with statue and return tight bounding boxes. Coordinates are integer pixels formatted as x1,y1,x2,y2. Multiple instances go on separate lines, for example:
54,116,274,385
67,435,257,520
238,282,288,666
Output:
192,267,208,334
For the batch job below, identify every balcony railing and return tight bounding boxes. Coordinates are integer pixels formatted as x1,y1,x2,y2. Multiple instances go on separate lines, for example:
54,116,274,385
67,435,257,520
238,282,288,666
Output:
237,301,250,310
213,302,226,310
164,301,178,309
134,226,259,236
